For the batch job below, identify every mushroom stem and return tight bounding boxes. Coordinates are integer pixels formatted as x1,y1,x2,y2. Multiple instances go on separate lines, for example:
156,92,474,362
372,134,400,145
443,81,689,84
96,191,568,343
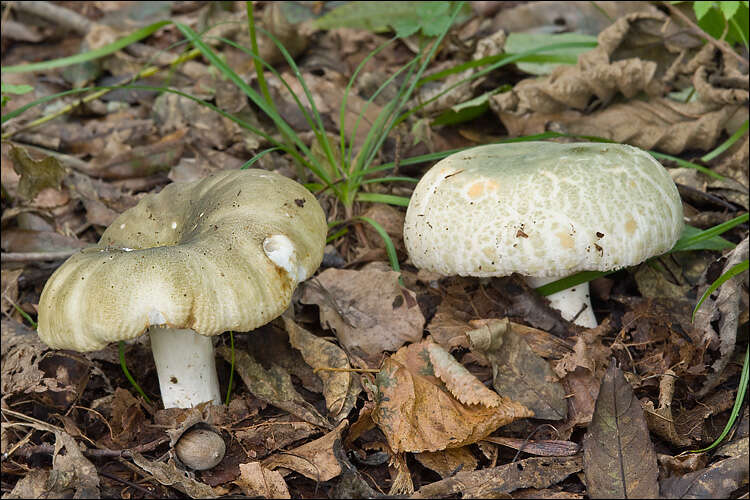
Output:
149,327,222,408
526,276,597,328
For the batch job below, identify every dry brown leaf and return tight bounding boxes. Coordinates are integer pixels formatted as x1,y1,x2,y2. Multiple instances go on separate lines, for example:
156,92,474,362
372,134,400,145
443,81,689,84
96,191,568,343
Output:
484,436,580,457
216,346,332,430
283,316,361,422
468,318,567,420
642,370,691,447
262,421,347,482
1,268,23,316
414,447,478,478
426,342,502,407
372,341,533,453
4,470,50,499
234,462,290,499
301,262,424,363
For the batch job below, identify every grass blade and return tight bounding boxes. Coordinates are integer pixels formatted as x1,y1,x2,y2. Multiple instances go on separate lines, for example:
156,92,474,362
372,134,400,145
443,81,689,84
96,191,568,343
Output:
2,21,171,73
355,192,411,207
354,216,400,272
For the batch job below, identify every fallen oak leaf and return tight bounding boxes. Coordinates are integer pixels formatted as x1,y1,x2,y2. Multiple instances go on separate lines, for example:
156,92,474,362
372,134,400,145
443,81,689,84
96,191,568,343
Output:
371,340,533,453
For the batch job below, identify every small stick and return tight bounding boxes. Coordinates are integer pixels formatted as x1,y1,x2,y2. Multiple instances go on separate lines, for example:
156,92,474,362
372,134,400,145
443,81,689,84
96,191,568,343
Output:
314,366,379,374
661,2,747,68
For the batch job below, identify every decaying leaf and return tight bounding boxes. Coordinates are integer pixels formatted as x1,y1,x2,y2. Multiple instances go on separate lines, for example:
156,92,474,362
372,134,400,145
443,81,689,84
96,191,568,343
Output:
50,431,100,498
583,361,659,498
262,421,347,482
234,416,321,460
131,451,215,499
10,146,67,201
468,318,567,420
283,316,361,422
216,346,332,430
659,456,749,498
301,262,424,363
412,455,583,498
1,319,47,397
234,462,290,499
371,340,533,453
673,389,735,444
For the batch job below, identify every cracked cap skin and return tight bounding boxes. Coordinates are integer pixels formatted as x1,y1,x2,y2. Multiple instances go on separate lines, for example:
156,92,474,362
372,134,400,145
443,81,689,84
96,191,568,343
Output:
38,169,327,352
403,142,683,278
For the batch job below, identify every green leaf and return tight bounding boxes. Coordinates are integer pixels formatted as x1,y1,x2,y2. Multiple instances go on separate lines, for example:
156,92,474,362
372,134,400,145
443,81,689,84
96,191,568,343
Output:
720,1,740,19
1,83,33,95
693,1,714,20
692,260,749,322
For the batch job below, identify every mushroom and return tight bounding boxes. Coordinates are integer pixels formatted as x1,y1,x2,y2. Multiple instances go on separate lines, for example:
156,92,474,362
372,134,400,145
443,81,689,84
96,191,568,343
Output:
403,142,683,328
37,169,327,408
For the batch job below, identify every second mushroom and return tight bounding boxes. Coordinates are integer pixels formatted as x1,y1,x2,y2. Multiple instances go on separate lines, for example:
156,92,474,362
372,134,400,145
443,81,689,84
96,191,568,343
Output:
403,142,684,327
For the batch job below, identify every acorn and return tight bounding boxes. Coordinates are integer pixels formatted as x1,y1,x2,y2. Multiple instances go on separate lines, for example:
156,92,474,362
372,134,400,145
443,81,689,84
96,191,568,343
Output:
174,428,226,470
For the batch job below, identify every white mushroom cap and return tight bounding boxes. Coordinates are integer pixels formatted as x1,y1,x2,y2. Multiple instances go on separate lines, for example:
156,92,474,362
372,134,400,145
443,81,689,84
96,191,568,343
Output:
403,142,683,278
38,169,327,352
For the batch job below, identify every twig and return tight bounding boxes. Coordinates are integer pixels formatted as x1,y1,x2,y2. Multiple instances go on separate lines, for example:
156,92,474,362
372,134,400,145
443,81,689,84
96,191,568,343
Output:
12,436,170,460
98,469,159,499
12,1,91,35
314,366,380,374
1,250,81,262
661,2,748,68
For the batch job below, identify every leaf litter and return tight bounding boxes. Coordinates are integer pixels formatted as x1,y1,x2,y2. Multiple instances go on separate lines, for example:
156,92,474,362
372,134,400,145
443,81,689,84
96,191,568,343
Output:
1,1,748,498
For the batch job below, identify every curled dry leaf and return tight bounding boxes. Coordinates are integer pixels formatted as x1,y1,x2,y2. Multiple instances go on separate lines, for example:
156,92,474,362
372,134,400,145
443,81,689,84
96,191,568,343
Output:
468,318,567,420
234,462,290,499
695,237,749,397
262,421,348,482
371,340,533,453
301,262,425,363
582,360,659,499
490,11,747,155
283,316,361,422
